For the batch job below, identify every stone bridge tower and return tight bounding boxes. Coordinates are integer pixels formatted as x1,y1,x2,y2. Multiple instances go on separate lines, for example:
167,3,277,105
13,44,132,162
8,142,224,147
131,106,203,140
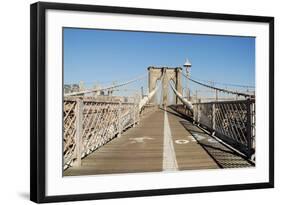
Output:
148,66,182,106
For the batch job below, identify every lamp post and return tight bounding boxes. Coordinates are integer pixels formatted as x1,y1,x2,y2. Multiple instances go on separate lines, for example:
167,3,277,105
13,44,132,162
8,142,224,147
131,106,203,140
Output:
183,58,192,101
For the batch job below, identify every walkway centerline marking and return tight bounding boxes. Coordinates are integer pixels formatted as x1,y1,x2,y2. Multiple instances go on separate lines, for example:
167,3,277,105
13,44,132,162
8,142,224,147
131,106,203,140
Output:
163,110,178,171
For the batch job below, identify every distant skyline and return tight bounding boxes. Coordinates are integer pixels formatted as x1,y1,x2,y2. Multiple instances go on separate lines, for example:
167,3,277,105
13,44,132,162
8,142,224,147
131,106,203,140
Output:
63,28,255,99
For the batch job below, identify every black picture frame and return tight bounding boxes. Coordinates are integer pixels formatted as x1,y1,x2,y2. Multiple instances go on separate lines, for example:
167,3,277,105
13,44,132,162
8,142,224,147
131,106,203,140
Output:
30,1,274,203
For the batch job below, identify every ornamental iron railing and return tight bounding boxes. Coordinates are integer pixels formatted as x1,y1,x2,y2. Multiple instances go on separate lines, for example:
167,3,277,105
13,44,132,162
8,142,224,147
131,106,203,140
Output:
171,99,255,158
63,97,156,170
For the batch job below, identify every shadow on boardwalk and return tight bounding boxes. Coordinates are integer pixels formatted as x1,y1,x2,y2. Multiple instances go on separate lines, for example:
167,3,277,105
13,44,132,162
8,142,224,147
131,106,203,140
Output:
179,120,254,169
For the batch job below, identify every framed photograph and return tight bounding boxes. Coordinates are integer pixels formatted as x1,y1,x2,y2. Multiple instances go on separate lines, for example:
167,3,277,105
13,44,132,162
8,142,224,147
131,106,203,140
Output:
30,2,274,203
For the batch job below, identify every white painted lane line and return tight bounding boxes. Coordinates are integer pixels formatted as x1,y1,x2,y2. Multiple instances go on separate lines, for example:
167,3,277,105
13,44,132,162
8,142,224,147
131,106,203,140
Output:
162,111,178,171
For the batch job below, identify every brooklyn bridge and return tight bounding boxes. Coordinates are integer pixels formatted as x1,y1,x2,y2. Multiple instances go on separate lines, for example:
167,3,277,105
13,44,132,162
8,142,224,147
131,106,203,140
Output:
63,61,255,176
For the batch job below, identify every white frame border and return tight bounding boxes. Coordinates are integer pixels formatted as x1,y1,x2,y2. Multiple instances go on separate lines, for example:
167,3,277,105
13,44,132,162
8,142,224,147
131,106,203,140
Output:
45,9,269,196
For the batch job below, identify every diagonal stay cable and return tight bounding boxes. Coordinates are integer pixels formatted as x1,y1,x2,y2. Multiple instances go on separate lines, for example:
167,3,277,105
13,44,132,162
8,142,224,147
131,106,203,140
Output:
138,74,164,111
169,81,193,112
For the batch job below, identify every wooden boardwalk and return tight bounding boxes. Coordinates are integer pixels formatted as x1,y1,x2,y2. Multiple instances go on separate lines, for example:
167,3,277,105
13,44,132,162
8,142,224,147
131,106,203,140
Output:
64,108,253,176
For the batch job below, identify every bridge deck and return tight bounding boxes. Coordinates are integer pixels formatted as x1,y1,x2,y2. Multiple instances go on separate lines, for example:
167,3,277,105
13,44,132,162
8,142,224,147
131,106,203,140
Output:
64,108,253,176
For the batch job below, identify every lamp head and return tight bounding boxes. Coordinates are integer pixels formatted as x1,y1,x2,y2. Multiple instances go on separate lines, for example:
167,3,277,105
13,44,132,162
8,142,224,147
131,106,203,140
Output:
183,58,192,68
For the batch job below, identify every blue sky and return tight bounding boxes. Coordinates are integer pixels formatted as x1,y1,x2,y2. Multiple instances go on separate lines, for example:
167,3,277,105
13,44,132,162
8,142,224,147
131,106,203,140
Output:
63,28,255,98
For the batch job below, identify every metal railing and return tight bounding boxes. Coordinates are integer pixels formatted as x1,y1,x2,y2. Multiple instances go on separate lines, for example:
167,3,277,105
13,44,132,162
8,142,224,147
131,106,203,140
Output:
63,97,156,170
172,99,255,158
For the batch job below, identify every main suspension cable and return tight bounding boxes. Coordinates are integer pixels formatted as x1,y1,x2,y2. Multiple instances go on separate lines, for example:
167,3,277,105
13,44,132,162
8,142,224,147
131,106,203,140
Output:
182,73,254,98
65,74,147,97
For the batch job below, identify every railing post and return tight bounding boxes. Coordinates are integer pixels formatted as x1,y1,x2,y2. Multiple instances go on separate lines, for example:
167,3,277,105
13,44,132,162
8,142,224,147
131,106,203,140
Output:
117,101,122,137
212,103,216,136
246,99,253,158
193,104,197,124
133,97,136,127
198,104,201,125
137,101,140,122
215,90,218,101
74,98,83,167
